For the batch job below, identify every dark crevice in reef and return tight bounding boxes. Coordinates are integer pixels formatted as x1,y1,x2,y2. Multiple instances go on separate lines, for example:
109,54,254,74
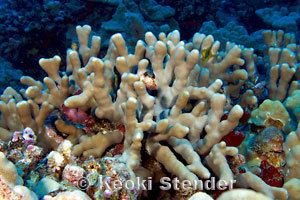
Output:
157,0,299,40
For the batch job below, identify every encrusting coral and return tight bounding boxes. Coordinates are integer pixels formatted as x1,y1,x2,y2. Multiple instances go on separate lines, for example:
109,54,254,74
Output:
249,99,291,131
0,25,299,199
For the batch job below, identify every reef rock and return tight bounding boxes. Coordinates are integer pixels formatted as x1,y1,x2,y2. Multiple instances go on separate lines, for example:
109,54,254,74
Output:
249,99,290,131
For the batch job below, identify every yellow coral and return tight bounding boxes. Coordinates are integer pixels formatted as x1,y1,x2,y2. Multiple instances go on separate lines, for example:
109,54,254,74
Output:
249,99,290,131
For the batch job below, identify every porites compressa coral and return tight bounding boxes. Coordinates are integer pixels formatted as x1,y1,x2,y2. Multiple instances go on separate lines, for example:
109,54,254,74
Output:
0,25,299,199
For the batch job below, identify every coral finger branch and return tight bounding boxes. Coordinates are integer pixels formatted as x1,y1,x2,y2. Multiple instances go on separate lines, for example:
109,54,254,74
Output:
0,23,299,200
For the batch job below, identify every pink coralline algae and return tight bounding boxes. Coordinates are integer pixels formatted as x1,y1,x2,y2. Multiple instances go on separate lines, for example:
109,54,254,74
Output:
11,127,37,147
228,154,247,175
0,176,22,200
60,104,95,125
62,164,85,186
45,126,65,145
22,128,37,146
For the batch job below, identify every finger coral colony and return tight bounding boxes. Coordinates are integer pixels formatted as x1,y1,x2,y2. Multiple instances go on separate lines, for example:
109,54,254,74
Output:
0,0,300,200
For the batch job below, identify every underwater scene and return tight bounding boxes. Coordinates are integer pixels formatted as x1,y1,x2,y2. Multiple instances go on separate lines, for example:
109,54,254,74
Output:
0,0,299,199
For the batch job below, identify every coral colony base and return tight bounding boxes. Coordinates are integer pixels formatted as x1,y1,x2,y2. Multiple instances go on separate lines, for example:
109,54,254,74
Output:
0,25,299,200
